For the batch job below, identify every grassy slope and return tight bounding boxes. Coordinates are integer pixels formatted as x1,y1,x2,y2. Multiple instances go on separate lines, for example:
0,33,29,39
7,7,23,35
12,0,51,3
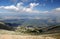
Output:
0,30,60,39
0,29,17,35
0,22,60,39
0,26,60,39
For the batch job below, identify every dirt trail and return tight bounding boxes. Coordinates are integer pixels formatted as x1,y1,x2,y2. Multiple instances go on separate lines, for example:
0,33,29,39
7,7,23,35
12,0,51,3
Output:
0,35,57,39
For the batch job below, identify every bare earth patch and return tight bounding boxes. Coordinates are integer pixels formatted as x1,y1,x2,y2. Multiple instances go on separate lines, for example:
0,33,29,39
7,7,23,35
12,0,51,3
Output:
0,35,59,39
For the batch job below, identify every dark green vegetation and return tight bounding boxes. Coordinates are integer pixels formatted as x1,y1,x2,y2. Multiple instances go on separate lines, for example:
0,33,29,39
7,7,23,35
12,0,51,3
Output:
16,25,60,35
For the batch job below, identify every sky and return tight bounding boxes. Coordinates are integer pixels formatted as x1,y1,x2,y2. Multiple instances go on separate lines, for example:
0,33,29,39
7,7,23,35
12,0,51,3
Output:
0,0,60,26
0,0,60,14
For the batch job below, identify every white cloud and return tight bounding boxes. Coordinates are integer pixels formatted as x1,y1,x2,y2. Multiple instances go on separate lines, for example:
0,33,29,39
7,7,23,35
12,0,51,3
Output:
23,7,40,13
16,2,23,8
30,3,39,9
55,8,60,11
0,2,48,13
4,5,19,11
0,2,23,11
50,8,60,14
0,5,19,11
22,3,40,13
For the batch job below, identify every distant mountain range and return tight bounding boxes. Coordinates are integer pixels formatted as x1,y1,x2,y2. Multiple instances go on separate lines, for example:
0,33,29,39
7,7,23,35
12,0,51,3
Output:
0,19,60,27
0,12,60,27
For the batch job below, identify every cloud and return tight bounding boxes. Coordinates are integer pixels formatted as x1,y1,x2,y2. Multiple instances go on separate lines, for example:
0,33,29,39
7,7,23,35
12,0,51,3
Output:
0,2,48,13
22,3,48,13
23,8,40,13
54,8,60,13
0,5,19,11
29,3,39,9
0,2,23,12
2,2,23,11
55,8,60,11
4,5,19,11
22,3,40,13
0,2,40,13
50,8,60,14
16,2,23,8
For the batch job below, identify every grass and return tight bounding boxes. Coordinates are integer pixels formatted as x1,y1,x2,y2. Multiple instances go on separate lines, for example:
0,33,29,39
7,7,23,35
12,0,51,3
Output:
0,29,60,39
0,29,18,35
